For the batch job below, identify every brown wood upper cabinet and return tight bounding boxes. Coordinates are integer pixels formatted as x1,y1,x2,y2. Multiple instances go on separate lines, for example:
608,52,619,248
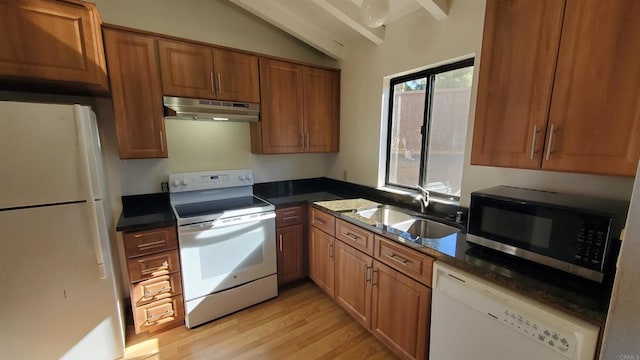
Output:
471,0,640,176
251,58,339,154
103,28,167,159
0,0,108,94
158,39,259,103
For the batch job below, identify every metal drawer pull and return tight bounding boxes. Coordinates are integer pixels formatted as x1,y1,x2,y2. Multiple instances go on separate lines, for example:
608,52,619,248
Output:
386,253,409,266
371,269,378,286
282,216,299,221
529,124,539,160
145,309,174,324
545,124,556,161
279,234,283,252
216,73,222,93
344,232,360,241
143,286,171,298
210,72,215,94
141,261,169,275
314,217,327,224
137,240,166,249
364,264,372,284
328,243,334,258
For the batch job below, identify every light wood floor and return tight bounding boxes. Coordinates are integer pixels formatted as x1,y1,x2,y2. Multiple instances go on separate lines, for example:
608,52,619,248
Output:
123,281,398,359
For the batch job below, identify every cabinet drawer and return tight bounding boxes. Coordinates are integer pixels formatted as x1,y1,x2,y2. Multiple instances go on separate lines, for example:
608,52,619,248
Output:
310,207,335,236
134,294,185,334
374,236,434,287
336,219,374,256
131,273,183,307
124,226,177,258
127,250,180,283
276,206,304,227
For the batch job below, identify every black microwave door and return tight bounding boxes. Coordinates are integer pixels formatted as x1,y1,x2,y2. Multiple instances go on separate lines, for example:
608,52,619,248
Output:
468,197,580,263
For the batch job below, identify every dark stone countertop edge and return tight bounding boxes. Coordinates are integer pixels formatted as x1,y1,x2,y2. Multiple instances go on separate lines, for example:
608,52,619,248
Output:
116,193,176,232
310,203,607,325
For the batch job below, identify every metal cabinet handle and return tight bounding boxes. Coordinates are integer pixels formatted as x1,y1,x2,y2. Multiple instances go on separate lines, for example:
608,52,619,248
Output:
141,261,169,275
314,217,327,224
305,133,310,148
344,232,360,241
385,253,409,266
530,125,539,160
371,269,378,286
282,216,299,221
159,131,165,153
216,73,222,93
364,263,368,284
545,124,556,161
143,286,171,298
145,309,174,324
328,243,334,258
279,234,283,252
210,72,215,94
137,240,166,249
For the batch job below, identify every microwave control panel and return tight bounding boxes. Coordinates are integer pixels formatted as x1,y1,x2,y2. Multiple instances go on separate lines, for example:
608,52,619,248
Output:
573,217,611,271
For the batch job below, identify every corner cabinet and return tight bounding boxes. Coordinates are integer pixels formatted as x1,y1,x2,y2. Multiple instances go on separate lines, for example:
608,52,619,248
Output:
251,58,340,154
103,28,168,159
0,0,108,94
157,39,260,103
471,0,640,176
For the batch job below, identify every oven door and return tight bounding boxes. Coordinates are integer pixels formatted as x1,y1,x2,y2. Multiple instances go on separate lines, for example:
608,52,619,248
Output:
177,211,276,301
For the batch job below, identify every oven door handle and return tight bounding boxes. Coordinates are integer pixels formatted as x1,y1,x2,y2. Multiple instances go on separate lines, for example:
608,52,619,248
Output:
179,212,276,233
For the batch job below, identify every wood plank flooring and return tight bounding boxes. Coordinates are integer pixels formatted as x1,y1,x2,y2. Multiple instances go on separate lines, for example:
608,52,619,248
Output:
123,281,398,359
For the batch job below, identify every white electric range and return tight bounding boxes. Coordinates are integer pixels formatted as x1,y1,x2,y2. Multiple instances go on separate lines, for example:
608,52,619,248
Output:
169,170,277,328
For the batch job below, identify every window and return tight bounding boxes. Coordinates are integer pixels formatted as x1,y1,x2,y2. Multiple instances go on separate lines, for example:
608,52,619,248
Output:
385,58,474,200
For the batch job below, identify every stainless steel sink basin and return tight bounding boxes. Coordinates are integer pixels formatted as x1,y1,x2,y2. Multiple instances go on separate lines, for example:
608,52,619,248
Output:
405,218,460,239
353,205,461,239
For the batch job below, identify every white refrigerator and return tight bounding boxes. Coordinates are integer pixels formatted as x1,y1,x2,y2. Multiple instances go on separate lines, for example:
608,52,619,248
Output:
0,101,125,359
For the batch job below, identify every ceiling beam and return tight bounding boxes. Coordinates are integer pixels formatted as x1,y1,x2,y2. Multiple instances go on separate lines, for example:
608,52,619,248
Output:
415,0,450,20
311,0,385,45
230,0,345,59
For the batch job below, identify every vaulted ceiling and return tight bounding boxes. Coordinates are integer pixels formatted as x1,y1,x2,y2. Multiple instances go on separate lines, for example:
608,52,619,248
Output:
229,0,451,59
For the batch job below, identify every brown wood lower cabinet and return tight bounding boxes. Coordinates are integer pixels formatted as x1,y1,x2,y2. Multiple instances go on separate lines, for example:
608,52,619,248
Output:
308,207,433,360
276,224,304,286
123,226,184,334
334,240,373,328
309,225,335,297
372,261,431,360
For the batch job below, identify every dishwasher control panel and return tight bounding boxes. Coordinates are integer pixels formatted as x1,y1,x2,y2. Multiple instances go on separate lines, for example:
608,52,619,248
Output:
498,309,574,358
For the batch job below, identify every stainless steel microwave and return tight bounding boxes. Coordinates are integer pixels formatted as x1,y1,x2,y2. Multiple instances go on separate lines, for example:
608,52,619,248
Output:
467,186,629,282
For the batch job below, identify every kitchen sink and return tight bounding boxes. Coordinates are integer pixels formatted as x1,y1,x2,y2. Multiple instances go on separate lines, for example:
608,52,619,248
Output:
352,205,461,239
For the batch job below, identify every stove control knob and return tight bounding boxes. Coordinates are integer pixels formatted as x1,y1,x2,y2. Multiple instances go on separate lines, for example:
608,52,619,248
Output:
172,179,180,187
180,178,188,186
245,174,252,182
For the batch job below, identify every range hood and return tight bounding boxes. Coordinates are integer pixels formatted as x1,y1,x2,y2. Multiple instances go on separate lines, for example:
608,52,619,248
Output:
163,96,260,122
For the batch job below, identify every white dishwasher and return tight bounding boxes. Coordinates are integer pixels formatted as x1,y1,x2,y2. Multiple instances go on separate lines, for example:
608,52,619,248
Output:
430,262,600,360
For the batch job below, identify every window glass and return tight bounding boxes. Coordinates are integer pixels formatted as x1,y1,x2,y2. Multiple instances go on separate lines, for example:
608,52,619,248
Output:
385,59,474,200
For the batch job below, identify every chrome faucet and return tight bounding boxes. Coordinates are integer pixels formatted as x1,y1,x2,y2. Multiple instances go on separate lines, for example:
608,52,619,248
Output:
414,185,430,213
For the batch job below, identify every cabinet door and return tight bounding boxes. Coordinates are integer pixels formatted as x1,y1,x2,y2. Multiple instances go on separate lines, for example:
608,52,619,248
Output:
276,224,304,286
471,0,564,168
309,226,334,297
371,261,430,360
103,29,167,159
157,39,215,99
254,58,305,154
0,0,107,92
544,0,640,176
334,240,372,329
303,66,340,153
213,48,260,103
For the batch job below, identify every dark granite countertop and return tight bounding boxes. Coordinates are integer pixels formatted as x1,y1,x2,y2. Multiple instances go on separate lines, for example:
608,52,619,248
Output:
311,201,611,325
116,193,175,232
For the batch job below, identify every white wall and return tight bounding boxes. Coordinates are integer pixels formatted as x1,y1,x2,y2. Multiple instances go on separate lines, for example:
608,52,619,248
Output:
90,0,339,196
328,0,635,205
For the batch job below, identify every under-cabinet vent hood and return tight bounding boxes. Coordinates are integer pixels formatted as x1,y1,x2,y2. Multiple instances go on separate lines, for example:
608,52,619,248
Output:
163,96,259,122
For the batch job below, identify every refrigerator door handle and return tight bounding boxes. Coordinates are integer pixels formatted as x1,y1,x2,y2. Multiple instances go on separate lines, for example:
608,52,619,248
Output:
87,200,107,279
75,106,106,279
